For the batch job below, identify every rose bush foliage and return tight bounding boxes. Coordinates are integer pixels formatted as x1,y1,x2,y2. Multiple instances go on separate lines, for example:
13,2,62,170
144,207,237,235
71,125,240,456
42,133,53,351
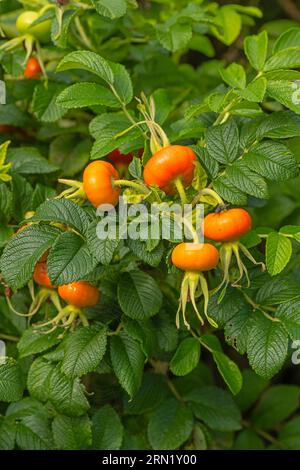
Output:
0,0,300,451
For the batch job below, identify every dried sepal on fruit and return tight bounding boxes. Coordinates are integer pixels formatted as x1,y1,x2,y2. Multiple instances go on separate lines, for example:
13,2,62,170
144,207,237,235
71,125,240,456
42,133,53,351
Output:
35,281,100,333
171,242,219,329
203,206,265,291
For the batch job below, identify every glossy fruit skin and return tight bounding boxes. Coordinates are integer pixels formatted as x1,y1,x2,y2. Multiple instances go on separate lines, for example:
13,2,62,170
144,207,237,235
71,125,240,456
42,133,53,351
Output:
203,208,252,242
16,11,51,42
172,243,219,272
143,145,196,194
83,160,121,208
58,281,100,308
33,262,55,288
24,57,42,79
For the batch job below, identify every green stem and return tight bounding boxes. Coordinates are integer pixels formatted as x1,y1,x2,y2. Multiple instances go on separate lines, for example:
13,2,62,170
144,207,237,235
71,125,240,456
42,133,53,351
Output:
114,179,149,194
195,188,225,206
167,379,185,402
107,323,123,336
239,290,280,322
174,177,187,205
242,420,284,449
75,17,95,51
109,85,147,139
213,97,242,126
0,333,19,342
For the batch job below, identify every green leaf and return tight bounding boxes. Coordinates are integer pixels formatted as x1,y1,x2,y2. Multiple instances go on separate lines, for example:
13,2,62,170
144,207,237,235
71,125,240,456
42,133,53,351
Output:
206,119,240,164
157,23,192,53
0,182,13,224
123,317,156,358
279,416,300,449
52,415,92,450
266,232,292,275
18,327,61,358
49,365,90,417
247,315,289,379
27,358,55,402
91,0,127,19
47,232,98,285
244,31,268,71
220,63,246,89
255,112,300,139
123,372,167,415
56,83,120,109
193,146,219,179
243,141,298,181
213,176,248,205
211,6,241,45
0,225,61,289
7,147,58,174
265,46,300,71
57,50,114,83
56,51,132,105
0,104,29,127
32,83,66,122
92,405,123,450
51,9,78,48
49,135,91,178
212,351,243,395
147,398,193,450
128,157,142,179
61,326,107,378
0,359,24,402
233,429,264,450
235,369,269,412
252,385,300,429
0,418,16,450
275,300,300,339
273,27,300,53
186,385,241,432
225,162,268,199
15,413,53,450
267,79,300,114
280,225,300,242
238,77,267,102
256,276,300,305
110,332,145,397
86,220,119,265
30,199,91,235
170,338,201,376
118,270,163,320
127,239,164,268
154,315,178,352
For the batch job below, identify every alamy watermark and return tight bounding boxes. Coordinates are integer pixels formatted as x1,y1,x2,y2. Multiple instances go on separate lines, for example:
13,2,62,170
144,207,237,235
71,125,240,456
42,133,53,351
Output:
291,80,300,105
0,340,6,365
0,80,6,105
95,198,204,243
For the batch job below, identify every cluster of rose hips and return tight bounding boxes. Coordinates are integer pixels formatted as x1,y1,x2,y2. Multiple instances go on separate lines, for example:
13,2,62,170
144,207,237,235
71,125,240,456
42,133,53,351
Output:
59,142,260,330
